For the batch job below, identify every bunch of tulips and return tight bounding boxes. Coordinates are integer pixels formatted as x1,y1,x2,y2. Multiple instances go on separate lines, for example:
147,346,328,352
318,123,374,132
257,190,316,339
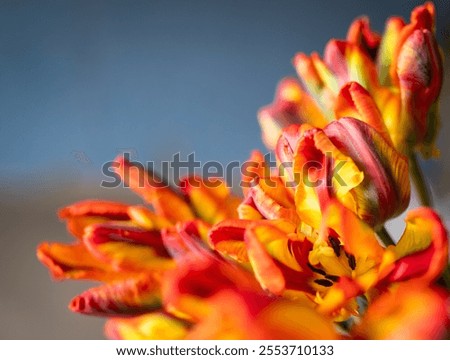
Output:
38,2,449,339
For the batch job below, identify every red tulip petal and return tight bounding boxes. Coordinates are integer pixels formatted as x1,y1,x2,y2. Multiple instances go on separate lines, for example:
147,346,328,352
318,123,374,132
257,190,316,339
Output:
161,220,212,261
397,29,442,157
209,219,250,262
324,117,410,226
388,207,448,283
389,2,435,85
162,257,259,321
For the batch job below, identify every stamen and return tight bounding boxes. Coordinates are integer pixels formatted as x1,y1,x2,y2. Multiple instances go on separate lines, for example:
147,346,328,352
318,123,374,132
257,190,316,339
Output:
346,253,356,270
328,236,341,257
307,263,326,276
314,279,333,287
325,274,340,282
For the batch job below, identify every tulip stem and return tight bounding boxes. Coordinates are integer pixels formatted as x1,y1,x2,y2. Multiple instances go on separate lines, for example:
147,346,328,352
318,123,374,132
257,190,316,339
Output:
408,151,432,207
376,226,395,247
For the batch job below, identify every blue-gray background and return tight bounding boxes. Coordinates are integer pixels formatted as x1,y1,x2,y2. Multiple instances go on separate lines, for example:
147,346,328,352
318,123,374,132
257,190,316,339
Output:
0,0,449,339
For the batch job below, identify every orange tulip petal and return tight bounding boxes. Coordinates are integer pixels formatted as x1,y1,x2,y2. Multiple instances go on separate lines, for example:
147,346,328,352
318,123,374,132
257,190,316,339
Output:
187,289,339,340
37,242,124,282
317,276,362,315
243,181,297,223
186,290,272,340
346,16,381,59
354,282,448,339
334,82,391,144
257,296,341,340
293,53,337,118
113,155,195,223
323,200,384,261
293,124,365,228
58,200,130,220
241,150,266,195
324,40,379,92
58,200,131,238
69,276,161,316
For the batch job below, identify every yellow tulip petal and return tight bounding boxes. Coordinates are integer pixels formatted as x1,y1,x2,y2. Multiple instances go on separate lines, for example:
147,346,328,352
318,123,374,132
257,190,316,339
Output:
377,16,405,86
105,313,188,340
127,205,173,229
257,297,341,339
324,200,384,261
180,176,240,224
293,126,364,229
245,220,312,294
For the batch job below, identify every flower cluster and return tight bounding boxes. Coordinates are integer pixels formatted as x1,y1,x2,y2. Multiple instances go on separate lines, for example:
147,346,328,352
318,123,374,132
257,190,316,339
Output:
38,3,448,339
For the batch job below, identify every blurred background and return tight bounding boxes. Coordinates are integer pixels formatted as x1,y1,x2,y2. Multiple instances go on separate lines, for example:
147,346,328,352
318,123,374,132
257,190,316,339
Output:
0,0,449,339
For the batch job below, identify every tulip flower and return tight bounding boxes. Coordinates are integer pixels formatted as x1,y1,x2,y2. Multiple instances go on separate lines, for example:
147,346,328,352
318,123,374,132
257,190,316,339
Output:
241,116,400,231
37,156,344,339
311,201,448,316
106,263,340,340
258,78,328,149
37,2,449,340
37,156,242,334
74,209,341,339
275,117,410,229
261,2,443,206
162,222,340,340
210,199,448,333
257,5,440,183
